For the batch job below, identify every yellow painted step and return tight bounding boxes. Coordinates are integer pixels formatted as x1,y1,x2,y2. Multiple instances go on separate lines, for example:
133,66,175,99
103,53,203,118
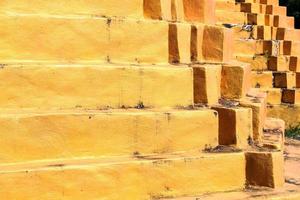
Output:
0,109,218,163
246,151,284,188
216,0,241,12
0,0,145,18
0,64,193,109
274,28,300,42
0,15,191,64
236,55,268,70
220,0,279,7
273,72,296,89
268,104,300,127
240,97,267,142
232,25,272,40
251,71,273,88
239,54,296,72
251,88,282,104
221,63,252,99
0,0,216,24
212,106,253,148
216,10,246,24
282,89,300,105
234,39,264,56
0,152,246,200
193,64,222,105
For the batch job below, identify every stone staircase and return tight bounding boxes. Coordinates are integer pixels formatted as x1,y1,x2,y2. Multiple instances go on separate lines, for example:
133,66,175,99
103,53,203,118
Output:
0,0,295,199
216,0,300,128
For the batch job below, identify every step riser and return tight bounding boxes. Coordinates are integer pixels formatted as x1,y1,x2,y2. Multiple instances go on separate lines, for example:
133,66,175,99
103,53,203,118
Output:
0,0,216,24
0,153,246,200
193,65,221,105
246,152,284,188
0,15,235,64
233,25,272,40
0,65,193,109
0,110,218,163
221,64,252,99
268,105,300,127
240,97,267,142
193,25,233,63
0,16,193,64
216,1,285,16
217,10,294,29
212,106,253,148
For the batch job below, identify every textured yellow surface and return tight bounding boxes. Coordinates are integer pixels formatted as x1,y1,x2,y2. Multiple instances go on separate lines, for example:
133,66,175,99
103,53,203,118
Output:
0,0,145,17
201,25,233,63
251,88,282,105
246,151,284,188
0,109,218,163
0,152,246,200
251,71,273,88
240,98,267,141
193,65,222,105
267,105,300,127
216,10,246,24
221,63,252,99
0,64,193,109
212,106,253,148
0,15,183,64
236,55,268,71
273,72,296,89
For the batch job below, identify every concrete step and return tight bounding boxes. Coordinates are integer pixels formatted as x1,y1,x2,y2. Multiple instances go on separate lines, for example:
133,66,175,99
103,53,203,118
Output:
234,39,264,56
221,62,252,100
252,71,297,89
216,10,246,24
251,88,282,104
0,108,219,163
193,64,222,105
216,0,242,12
263,118,285,150
268,104,300,127
252,71,273,88
240,96,267,142
236,55,269,70
212,105,253,148
273,27,300,42
216,1,286,16
0,15,193,64
0,0,217,24
0,14,235,64
0,64,194,109
235,39,293,57
160,151,285,199
282,89,300,105
273,72,297,89
230,24,300,42
217,10,294,28
193,62,251,104
0,152,246,199
191,24,233,63
237,55,298,72
231,25,272,40
220,0,279,6
251,88,300,105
